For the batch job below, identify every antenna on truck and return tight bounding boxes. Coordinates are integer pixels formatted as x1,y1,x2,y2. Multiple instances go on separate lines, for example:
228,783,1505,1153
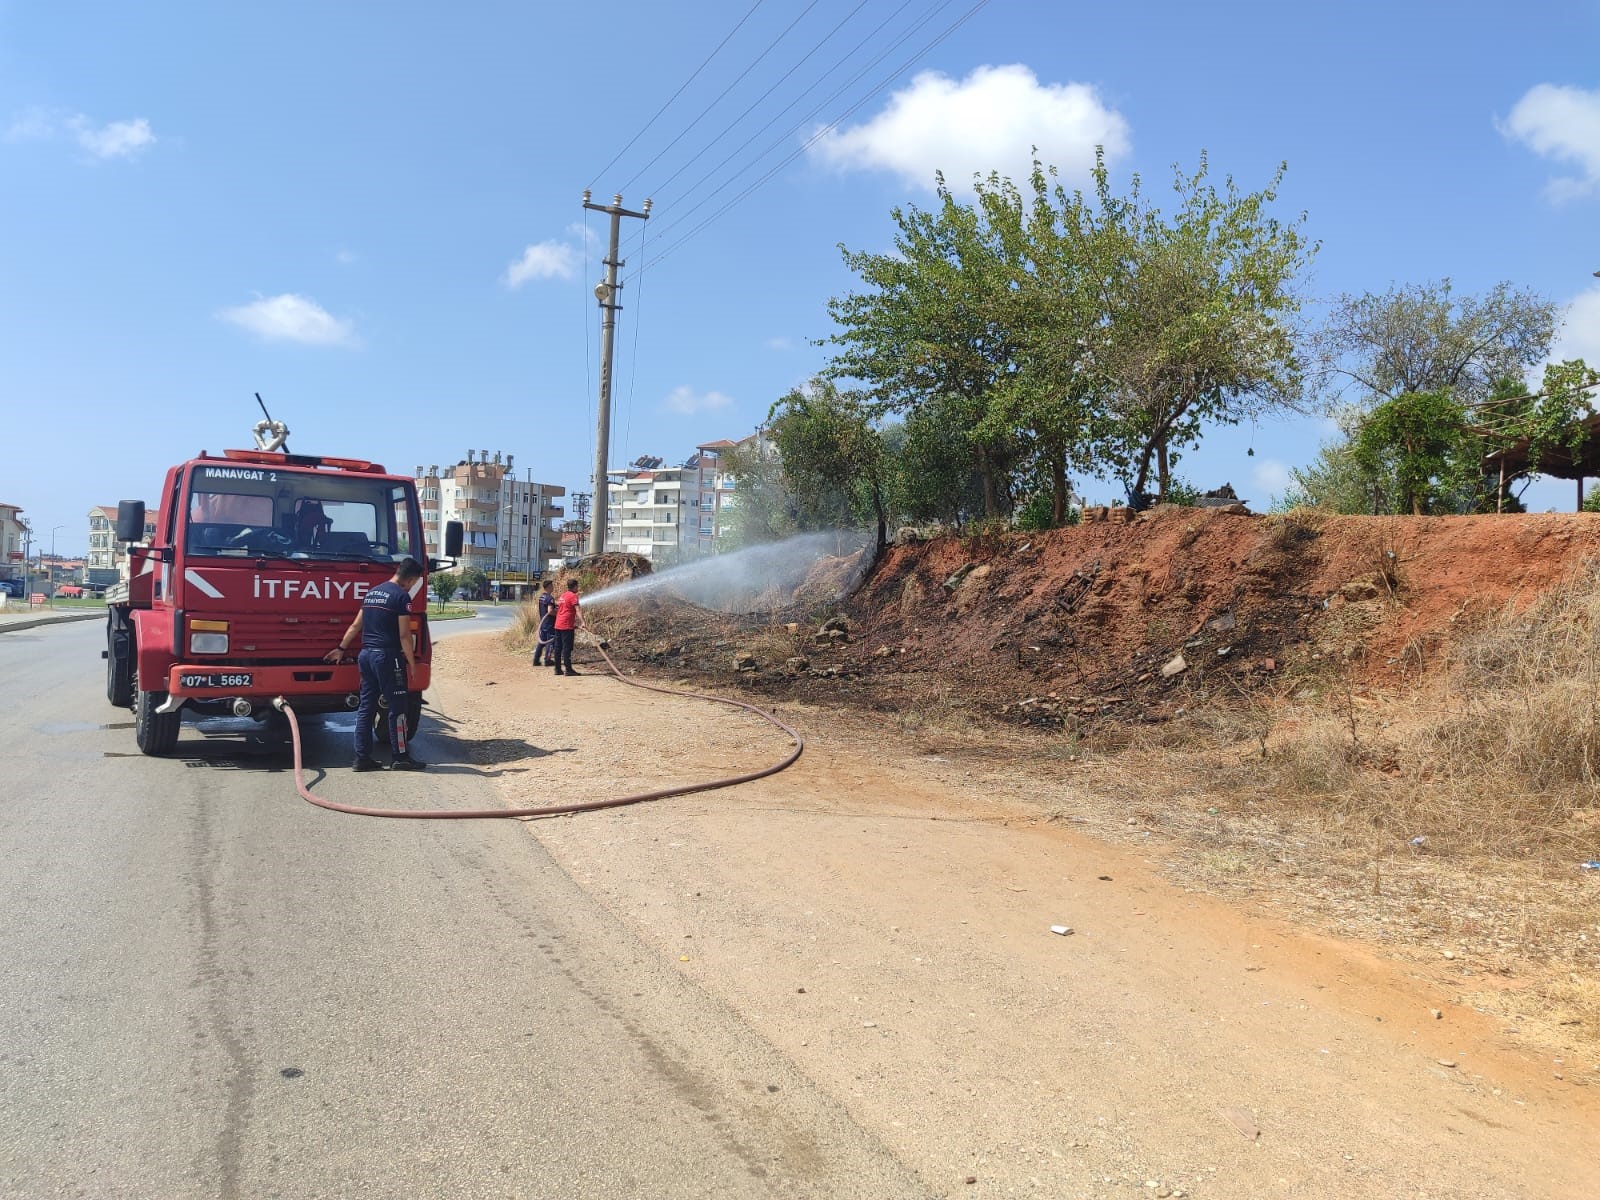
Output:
252,392,291,453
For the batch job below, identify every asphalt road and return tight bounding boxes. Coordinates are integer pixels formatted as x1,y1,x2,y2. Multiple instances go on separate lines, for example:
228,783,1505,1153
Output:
0,618,925,1198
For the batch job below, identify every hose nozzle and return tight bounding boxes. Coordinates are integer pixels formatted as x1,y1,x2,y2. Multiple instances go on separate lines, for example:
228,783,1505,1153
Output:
271,696,287,712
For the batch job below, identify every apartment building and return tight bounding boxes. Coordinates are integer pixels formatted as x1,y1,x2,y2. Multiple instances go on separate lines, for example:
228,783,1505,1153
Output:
602,431,761,564
0,502,26,584
603,456,686,563
87,505,162,583
412,451,565,593
682,438,748,556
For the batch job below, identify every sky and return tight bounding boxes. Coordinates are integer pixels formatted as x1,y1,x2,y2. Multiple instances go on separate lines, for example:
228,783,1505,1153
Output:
3,0,1598,556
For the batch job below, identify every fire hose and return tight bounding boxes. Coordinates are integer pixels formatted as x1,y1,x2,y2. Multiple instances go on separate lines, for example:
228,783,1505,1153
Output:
273,641,804,819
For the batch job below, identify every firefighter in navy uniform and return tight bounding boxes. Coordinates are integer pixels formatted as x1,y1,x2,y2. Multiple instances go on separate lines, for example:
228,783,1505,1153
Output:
325,557,428,771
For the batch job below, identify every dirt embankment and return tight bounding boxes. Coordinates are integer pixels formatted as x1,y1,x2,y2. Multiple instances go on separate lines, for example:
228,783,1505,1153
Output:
597,507,1600,725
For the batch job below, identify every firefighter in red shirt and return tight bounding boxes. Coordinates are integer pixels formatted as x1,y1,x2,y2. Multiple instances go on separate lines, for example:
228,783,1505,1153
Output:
551,580,583,676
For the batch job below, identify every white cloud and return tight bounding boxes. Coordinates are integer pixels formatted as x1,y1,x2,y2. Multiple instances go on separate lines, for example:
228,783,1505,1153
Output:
5,108,157,161
335,248,357,265
1251,459,1293,502
5,106,55,142
504,240,579,287
216,294,357,347
70,115,155,160
1553,285,1600,366
764,336,794,351
1501,83,1600,201
809,64,1129,192
663,386,734,415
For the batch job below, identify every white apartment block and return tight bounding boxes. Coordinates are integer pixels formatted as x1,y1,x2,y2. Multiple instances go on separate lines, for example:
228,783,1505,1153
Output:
413,451,565,593
87,505,161,583
0,502,27,582
602,433,758,564
604,458,688,563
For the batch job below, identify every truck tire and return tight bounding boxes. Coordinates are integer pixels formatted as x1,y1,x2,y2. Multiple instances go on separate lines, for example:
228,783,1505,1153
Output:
134,686,181,755
373,690,423,744
105,611,133,707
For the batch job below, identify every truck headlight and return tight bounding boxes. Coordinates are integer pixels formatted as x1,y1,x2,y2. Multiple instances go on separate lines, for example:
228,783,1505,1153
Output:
190,632,229,654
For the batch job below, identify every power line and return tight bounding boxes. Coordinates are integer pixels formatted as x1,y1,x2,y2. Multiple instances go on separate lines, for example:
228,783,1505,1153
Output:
585,0,768,191
650,0,875,198
633,0,986,277
637,0,964,252
618,0,826,195
646,0,928,211
638,0,992,278
620,218,649,464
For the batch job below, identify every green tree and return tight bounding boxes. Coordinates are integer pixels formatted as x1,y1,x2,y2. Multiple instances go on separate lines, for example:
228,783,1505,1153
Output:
768,380,896,552
1352,390,1471,515
826,180,1021,518
976,157,1116,525
1099,154,1315,503
894,392,987,526
1288,362,1599,515
429,570,459,610
718,435,795,549
458,566,488,600
826,152,1313,514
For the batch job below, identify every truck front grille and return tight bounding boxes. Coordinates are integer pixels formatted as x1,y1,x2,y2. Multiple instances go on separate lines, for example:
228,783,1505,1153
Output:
225,614,348,660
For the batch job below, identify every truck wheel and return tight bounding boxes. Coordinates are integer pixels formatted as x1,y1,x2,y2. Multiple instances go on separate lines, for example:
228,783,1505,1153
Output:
105,612,133,707
373,691,423,744
135,686,181,755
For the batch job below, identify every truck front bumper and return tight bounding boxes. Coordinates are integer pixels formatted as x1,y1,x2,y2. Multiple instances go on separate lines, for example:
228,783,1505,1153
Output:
161,661,432,706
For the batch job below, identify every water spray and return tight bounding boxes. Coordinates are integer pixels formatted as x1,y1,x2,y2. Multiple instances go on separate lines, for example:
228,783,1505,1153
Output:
585,531,872,614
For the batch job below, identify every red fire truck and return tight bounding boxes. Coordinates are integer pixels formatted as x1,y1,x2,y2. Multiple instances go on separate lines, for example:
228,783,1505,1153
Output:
104,445,462,754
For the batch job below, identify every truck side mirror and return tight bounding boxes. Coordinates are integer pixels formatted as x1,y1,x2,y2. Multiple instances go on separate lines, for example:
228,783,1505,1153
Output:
116,501,147,543
444,520,464,558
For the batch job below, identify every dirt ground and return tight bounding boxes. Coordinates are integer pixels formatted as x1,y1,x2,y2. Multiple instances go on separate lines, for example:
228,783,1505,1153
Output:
427,631,1600,1200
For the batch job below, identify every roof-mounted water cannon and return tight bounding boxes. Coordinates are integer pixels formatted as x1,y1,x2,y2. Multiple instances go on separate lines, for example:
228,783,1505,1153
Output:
251,392,290,453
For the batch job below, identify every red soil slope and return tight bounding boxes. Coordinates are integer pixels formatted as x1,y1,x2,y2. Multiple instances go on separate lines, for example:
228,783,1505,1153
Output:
599,507,1600,727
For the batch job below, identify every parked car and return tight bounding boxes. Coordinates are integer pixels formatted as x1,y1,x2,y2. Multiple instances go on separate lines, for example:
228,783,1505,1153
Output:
0,579,25,597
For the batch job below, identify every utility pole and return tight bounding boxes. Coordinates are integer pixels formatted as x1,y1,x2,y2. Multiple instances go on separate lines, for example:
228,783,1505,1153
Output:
582,190,651,557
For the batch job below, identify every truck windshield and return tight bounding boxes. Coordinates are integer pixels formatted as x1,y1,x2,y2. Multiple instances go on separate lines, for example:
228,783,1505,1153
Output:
185,467,420,562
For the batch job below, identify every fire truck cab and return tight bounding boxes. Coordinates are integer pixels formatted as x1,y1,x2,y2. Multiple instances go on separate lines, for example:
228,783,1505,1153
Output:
105,446,462,755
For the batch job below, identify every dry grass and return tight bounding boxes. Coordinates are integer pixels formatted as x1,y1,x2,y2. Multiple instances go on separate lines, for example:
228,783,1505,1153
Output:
894,686,980,747
740,621,810,666
1079,565,1600,860
503,600,542,653
1421,564,1600,797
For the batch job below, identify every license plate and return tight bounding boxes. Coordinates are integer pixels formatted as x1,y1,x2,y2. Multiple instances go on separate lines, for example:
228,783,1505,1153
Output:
179,672,254,690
